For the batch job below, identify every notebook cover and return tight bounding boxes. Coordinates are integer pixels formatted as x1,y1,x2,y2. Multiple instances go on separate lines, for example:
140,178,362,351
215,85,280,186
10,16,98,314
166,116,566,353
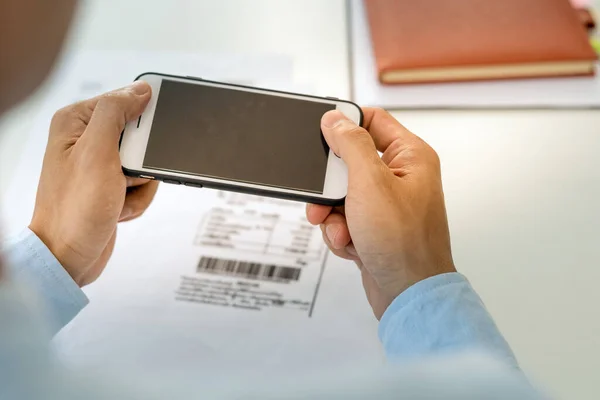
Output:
364,0,597,83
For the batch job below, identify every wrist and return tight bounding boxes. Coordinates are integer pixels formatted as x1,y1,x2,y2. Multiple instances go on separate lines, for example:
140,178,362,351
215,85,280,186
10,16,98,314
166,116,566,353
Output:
373,261,457,320
28,222,84,287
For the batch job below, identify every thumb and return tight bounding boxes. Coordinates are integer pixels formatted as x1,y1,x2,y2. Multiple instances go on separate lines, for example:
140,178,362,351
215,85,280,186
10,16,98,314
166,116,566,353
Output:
321,110,382,174
82,81,151,150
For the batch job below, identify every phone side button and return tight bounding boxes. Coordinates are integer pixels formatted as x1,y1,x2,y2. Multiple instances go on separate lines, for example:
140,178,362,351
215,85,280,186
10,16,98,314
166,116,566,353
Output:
184,182,203,188
163,179,181,185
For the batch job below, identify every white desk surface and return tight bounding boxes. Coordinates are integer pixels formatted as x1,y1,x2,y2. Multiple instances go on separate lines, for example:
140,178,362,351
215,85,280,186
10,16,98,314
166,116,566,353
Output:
0,1,599,398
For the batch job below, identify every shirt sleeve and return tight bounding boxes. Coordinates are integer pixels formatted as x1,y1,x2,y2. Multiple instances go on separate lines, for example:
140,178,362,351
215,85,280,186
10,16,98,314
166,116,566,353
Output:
1,228,89,335
379,272,519,370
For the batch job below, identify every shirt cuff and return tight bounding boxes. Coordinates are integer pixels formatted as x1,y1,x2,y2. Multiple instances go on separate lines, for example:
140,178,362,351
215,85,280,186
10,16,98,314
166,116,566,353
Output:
2,228,89,335
379,272,518,369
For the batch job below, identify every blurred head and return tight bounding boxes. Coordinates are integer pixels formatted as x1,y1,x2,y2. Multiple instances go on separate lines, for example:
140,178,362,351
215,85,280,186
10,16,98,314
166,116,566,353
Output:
0,0,78,114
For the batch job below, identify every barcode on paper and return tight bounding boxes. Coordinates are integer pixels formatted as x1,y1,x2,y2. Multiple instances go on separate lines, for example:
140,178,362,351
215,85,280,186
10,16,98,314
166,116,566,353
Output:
197,257,302,283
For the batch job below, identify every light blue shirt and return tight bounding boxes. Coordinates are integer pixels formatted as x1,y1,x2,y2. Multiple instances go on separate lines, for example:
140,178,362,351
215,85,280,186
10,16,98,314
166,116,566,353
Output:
0,229,545,399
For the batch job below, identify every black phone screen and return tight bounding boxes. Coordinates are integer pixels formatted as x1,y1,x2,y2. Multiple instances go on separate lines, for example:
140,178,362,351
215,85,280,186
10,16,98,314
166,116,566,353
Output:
143,79,336,194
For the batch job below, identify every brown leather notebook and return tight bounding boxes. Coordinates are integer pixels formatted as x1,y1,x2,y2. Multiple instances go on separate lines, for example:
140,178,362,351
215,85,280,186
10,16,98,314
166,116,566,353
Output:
364,0,598,84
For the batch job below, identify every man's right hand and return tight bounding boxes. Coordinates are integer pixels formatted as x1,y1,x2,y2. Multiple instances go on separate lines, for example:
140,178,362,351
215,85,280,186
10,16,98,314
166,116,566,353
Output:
29,82,158,287
306,108,456,319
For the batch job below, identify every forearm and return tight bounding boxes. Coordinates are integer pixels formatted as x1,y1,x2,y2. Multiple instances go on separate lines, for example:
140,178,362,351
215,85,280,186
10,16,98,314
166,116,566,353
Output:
379,273,518,370
1,228,88,335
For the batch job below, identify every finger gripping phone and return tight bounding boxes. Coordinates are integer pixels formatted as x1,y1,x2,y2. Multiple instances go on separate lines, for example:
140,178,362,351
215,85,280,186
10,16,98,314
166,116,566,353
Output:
119,73,362,205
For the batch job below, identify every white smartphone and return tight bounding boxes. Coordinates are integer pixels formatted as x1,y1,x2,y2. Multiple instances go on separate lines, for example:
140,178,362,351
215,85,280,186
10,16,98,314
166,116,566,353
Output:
120,73,362,205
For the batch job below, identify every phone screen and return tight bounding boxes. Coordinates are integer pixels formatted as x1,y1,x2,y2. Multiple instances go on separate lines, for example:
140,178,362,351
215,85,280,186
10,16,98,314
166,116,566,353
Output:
143,80,336,194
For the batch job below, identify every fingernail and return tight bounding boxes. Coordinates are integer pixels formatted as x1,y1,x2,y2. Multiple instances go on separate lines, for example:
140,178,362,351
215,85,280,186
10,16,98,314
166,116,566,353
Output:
322,110,349,129
129,81,150,96
325,224,339,246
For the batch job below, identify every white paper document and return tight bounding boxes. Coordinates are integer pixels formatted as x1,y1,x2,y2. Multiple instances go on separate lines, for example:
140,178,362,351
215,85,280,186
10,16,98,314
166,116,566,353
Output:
54,187,381,374
350,0,600,109
178,191,327,316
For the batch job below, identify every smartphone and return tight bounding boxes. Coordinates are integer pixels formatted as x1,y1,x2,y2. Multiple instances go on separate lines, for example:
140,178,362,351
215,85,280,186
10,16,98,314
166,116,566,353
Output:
119,73,362,205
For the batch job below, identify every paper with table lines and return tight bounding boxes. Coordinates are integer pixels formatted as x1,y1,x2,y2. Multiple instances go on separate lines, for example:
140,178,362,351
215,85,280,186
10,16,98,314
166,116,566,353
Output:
177,191,328,316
